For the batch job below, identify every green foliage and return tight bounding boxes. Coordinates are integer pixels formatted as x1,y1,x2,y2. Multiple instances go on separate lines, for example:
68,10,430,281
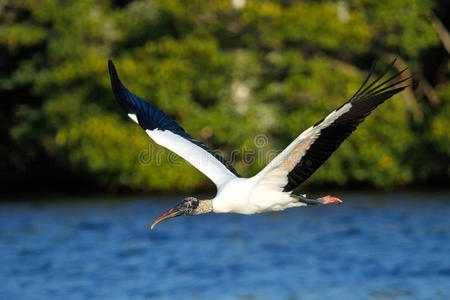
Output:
0,0,448,192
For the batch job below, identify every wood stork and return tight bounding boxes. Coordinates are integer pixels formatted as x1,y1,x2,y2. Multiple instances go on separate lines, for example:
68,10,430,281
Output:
108,59,410,229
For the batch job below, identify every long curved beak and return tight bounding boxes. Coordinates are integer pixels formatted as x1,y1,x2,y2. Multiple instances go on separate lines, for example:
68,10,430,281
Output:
150,207,184,230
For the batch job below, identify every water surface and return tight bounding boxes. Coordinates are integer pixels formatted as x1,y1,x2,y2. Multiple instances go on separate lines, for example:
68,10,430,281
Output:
1,192,449,299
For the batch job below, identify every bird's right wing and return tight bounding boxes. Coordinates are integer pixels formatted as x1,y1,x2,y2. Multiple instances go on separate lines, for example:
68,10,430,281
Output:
254,59,410,192
108,60,240,187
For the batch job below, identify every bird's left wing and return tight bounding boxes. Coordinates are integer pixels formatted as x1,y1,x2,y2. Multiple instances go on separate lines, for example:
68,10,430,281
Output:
254,59,410,192
108,60,240,187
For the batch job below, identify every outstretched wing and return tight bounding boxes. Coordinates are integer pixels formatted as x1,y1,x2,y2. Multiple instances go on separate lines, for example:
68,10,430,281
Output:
254,59,410,192
108,60,240,187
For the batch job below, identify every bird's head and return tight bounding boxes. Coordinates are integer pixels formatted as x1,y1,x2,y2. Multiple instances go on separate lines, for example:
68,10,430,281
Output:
150,197,212,230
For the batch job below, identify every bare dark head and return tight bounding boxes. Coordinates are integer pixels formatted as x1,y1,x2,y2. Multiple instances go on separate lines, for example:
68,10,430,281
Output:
150,197,212,230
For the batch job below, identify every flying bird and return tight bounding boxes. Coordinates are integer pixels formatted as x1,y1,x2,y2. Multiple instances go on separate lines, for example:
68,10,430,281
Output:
108,59,409,229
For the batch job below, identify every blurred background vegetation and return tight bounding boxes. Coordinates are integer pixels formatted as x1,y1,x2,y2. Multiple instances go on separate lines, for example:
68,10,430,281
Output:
0,0,448,195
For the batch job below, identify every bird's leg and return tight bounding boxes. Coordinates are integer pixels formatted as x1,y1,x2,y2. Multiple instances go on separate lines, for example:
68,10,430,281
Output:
294,194,343,205
318,195,343,205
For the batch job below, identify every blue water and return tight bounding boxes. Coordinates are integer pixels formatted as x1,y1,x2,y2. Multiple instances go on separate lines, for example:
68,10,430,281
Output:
0,192,449,300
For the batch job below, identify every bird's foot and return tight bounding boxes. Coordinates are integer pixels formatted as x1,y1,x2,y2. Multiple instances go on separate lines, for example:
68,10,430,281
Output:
319,195,343,205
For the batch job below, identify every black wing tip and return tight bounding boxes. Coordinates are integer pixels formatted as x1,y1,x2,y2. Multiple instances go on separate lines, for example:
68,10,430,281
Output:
107,59,134,114
108,59,118,79
107,59,123,94
390,56,398,65
355,58,413,100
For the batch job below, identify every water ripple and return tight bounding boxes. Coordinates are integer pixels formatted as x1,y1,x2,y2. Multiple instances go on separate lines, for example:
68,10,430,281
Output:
0,192,449,299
